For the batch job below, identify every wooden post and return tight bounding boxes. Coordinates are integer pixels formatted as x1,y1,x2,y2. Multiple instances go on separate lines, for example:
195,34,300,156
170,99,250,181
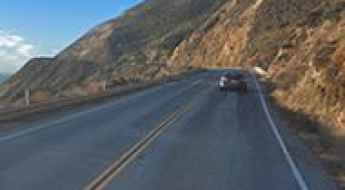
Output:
25,89,31,106
102,81,107,92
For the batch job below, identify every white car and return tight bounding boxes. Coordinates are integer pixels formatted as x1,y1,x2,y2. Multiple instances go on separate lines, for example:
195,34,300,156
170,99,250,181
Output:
218,76,228,91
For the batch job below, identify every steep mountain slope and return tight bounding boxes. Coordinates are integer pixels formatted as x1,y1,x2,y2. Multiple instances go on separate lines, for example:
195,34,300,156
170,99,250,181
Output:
269,1,345,129
0,0,227,102
168,0,322,69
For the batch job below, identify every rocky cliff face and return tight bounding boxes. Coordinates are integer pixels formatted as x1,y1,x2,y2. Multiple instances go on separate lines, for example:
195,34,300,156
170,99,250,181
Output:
168,0,322,69
269,1,345,129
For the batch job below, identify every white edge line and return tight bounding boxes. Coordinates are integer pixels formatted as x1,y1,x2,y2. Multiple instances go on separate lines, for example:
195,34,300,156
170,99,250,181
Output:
0,79,203,143
251,73,310,190
0,97,130,142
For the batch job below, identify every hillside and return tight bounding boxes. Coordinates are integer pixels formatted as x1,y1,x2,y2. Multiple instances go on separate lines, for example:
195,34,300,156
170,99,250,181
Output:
0,0,227,102
168,0,345,130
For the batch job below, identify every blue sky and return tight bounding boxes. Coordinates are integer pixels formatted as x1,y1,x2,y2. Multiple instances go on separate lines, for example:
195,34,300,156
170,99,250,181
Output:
0,0,143,73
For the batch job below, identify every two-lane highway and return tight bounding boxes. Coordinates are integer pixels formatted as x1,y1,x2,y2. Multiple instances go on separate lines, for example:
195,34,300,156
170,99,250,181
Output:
0,71,338,190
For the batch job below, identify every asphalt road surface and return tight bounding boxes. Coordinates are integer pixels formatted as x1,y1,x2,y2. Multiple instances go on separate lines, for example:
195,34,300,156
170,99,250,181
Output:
0,71,338,190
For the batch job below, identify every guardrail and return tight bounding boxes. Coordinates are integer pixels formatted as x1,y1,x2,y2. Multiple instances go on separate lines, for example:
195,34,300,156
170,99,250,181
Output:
0,82,158,122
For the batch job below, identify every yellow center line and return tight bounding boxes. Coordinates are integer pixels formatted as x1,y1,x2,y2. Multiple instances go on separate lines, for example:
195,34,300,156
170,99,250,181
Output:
83,104,193,190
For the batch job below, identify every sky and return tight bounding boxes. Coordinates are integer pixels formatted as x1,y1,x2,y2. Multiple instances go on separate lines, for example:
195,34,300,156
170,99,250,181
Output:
0,0,143,74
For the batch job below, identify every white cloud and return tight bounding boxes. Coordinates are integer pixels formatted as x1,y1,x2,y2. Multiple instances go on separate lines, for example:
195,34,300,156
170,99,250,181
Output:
0,31,36,73
0,31,24,48
17,44,34,57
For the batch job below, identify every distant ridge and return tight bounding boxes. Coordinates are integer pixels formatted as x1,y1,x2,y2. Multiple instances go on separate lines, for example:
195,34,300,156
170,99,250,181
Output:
0,73,10,84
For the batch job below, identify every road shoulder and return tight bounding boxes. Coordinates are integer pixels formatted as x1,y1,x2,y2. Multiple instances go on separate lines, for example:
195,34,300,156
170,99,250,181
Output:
256,76,340,190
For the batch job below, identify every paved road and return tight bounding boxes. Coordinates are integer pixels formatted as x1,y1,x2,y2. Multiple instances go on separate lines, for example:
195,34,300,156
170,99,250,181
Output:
0,71,338,190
